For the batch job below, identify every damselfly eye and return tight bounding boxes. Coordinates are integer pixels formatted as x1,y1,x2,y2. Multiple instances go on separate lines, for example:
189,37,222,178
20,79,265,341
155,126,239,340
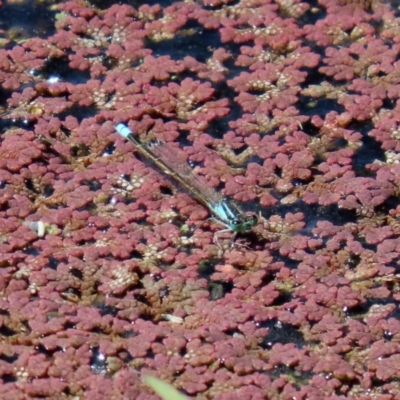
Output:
246,214,258,224
243,214,258,232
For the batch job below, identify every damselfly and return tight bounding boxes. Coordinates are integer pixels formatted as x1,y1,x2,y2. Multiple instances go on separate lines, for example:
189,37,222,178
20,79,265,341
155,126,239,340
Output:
115,123,257,243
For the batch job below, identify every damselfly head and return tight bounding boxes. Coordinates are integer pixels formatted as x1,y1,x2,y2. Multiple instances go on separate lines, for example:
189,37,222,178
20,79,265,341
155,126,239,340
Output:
230,212,258,233
243,213,258,232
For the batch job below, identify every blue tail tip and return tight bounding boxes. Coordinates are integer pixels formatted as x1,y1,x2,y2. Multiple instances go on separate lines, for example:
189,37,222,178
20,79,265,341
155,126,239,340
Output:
115,123,132,138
